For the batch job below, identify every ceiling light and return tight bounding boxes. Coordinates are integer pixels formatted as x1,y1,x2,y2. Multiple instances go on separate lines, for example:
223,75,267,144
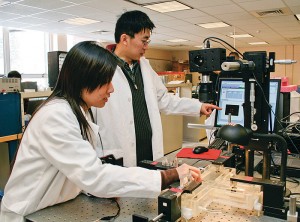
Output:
91,30,110,35
229,34,253,38
295,14,300,20
166,39,188,43
197,22,230,29
194,45,203,48
143,1,191,13
60,17,100,26
249,41,268,45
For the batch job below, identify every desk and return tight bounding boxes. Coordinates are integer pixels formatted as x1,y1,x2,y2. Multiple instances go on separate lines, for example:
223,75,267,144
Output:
0,133,22,143
0,133,22,165
25,193,288,222
25,151,300,222
26,194,158,222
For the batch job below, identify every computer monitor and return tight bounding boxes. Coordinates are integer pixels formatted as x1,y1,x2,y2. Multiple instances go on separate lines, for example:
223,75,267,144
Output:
25,97,47,115
215,78,281,132
269,79,281,133
215,78,245,127
21,81,38,92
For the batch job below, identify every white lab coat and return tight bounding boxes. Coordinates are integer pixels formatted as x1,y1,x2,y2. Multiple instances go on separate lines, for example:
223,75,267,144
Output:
0,99,161,222
93,57,202,167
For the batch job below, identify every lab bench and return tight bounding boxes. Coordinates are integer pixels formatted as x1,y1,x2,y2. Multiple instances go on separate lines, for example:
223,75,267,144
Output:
25,193,288,222
25,150,300,222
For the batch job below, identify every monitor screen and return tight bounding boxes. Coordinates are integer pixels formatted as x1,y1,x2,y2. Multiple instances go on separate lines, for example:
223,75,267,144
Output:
215,78,245,127
21,81,38,92
215,78,281,131
25,97,47,115
269,79,281,132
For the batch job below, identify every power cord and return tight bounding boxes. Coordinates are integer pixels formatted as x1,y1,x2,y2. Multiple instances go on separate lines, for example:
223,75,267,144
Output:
100,198,120,221
202,37,244,59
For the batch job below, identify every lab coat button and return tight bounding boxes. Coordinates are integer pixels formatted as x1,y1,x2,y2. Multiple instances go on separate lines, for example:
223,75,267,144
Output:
130,120,133,124
128,98,131,102
131,142,134,147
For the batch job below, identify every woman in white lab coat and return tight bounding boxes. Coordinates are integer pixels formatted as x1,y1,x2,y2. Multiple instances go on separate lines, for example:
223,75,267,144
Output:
0,41,201,222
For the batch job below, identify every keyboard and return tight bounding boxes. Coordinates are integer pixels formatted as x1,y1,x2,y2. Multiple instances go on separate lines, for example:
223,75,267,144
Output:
256,153,300,178
272,154,300,168
208,137,226,149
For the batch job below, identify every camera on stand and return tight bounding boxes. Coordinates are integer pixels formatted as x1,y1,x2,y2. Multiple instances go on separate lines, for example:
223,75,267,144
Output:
189,48,226,104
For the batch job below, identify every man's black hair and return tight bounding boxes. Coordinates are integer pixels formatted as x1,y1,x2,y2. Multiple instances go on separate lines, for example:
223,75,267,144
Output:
114,10,155,43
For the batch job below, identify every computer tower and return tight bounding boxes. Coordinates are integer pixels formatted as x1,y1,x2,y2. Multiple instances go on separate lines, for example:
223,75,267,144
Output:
48,51,67,89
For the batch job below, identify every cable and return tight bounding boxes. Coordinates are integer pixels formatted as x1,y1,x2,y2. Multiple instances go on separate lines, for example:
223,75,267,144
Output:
281,126,300,155
280,111,300,122
100,198,120,221
208,128,215,145
202,37,244,59
288,193,300,197
209,39,232,52
250,73,280,133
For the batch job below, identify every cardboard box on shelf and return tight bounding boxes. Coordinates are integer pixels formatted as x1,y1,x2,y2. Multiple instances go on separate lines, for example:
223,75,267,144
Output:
157,71,185,83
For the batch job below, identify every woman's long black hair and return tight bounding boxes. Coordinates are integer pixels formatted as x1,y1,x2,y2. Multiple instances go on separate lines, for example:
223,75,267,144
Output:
33,41,117,142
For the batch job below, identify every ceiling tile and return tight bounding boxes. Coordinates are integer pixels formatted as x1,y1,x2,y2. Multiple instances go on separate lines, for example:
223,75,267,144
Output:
237,0,286,11
166,9,207,18
0,3,46,15
55,5,103,17
18,0,74,10
0,0,299,50
200,4,245,15
282,0,300,7
33,11,76,21
157,19,192,27
181,0,233,8
10,16,52,25
182,16,220,24
0,11,23,20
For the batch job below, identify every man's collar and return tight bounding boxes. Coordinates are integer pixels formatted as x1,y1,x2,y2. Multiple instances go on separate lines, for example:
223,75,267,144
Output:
113,53,139,68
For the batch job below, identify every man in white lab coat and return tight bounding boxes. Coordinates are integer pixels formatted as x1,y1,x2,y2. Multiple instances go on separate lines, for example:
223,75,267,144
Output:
93,10,220,167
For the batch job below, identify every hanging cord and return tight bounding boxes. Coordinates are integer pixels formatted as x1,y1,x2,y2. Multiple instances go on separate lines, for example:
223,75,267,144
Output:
202,37,244,59
99,198,120,221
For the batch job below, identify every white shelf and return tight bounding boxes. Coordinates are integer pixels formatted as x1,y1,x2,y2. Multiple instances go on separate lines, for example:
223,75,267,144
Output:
21,91,52,99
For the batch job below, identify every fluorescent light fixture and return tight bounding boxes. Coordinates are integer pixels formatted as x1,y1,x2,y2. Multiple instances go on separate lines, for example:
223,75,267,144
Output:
60,17,100,26
249,41,268,45
166,39,188,43
198,22,230,29
143,1,191,13
295,14,300,20
194,45,203,48
229,34,253,38
91,30,110,35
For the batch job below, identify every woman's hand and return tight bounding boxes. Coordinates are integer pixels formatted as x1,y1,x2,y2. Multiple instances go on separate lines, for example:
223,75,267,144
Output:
176,163,202,183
